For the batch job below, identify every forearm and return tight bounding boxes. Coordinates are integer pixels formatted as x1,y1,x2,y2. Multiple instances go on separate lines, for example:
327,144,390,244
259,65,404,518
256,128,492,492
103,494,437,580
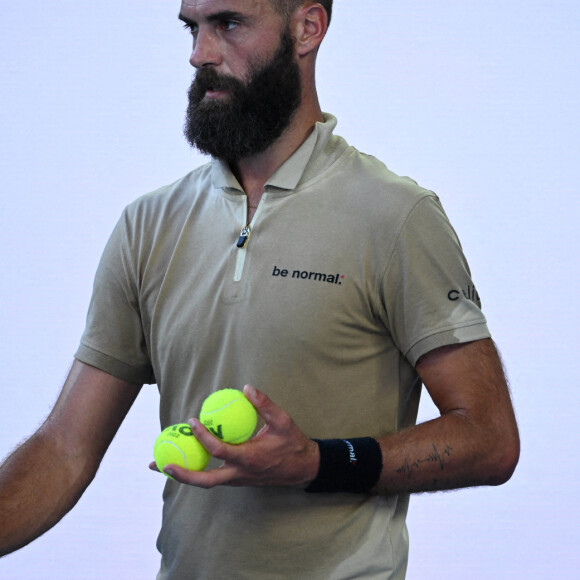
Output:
369,339,520,495
0,430,98,557
375,411,516,495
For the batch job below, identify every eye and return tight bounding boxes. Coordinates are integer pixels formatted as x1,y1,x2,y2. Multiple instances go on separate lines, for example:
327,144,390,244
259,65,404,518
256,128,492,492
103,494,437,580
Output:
182,22,198,37
218,20,239,32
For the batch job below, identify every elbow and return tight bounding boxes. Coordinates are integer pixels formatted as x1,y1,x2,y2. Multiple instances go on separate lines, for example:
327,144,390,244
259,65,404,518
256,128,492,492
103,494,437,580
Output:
486,427,520,486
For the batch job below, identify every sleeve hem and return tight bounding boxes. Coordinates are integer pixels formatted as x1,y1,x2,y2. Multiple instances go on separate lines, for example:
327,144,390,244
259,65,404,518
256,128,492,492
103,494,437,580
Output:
75,343,156,385
405,322,491,367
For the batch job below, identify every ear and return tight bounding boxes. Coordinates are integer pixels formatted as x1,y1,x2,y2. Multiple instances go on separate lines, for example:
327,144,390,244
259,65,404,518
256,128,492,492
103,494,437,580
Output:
293,3,328,57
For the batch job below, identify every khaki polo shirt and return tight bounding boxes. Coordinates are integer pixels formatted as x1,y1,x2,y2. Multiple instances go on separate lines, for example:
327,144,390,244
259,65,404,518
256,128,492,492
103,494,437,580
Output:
76,114,489,579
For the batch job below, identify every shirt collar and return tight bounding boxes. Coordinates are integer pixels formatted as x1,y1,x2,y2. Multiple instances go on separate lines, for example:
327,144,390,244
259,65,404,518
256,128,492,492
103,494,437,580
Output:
211,113,338,194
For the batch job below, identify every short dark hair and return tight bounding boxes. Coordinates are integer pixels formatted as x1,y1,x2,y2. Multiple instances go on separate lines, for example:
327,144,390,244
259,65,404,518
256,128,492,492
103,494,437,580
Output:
270,0,333,27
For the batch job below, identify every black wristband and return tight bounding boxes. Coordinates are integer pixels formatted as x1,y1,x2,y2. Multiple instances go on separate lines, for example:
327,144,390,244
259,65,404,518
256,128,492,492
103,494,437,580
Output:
305,438,383,493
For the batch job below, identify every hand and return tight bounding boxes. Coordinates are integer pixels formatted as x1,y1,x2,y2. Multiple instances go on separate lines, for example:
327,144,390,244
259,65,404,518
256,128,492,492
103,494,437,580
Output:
148,385,320,489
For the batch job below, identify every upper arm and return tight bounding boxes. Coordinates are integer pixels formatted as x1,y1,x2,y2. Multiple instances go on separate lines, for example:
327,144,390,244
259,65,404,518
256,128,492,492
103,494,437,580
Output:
41,360,142,464
416,338,520,477
416,338,509,417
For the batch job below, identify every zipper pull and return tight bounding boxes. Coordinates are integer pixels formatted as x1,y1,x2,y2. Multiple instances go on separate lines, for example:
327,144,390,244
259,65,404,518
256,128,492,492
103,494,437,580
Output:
236,225,251,248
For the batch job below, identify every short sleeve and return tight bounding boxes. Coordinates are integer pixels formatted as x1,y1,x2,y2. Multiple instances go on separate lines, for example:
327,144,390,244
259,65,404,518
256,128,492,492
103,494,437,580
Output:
382,194,490,366
75,211,155,384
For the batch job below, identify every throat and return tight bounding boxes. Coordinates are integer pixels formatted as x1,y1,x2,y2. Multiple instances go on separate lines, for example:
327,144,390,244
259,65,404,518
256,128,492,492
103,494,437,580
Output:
246,194,263,223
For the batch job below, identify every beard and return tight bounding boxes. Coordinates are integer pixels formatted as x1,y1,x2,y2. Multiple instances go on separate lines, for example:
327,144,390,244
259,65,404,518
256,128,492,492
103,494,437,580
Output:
183,28,302,162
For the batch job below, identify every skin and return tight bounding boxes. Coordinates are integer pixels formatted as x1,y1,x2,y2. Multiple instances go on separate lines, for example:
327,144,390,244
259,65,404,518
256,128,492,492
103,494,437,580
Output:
0,0,519,558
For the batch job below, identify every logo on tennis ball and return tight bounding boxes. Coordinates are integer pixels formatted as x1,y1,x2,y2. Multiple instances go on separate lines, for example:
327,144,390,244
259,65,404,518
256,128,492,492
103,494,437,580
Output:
166,424,194,438
207,424,224,440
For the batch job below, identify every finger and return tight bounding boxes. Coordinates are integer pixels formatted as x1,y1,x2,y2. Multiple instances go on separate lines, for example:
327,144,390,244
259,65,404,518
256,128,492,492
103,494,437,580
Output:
164,463,239,488
188,418,239,459
243,384,291,430
149,461,161,472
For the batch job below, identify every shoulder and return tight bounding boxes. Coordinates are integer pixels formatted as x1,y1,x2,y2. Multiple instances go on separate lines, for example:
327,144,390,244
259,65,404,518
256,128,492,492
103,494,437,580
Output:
320,139,440,225
354,148,434,203
123,163,213,227
105,163,213,260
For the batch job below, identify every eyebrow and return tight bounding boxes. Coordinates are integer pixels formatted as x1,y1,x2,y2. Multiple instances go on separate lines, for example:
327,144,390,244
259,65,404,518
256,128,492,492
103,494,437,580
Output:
178,10,246,27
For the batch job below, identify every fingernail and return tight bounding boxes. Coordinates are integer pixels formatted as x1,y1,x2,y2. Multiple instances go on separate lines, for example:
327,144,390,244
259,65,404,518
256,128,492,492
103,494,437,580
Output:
244,384,256,399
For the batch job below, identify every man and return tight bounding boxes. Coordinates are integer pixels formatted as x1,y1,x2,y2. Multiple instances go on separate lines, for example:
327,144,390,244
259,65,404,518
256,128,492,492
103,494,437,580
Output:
0,1,519,578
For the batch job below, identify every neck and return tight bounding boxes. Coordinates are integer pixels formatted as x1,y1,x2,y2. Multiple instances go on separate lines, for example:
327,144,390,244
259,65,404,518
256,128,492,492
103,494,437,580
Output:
230,101,324,206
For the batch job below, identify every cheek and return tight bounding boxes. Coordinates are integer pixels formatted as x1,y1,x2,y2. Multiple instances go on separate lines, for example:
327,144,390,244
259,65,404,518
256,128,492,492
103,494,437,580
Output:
218,52,247,79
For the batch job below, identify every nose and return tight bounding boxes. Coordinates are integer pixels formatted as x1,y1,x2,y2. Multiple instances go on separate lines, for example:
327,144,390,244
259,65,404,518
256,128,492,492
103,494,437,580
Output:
189,28,222,69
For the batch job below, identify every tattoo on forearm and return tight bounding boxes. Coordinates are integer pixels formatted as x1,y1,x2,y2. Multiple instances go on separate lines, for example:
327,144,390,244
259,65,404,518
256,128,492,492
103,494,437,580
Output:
396,444,453,479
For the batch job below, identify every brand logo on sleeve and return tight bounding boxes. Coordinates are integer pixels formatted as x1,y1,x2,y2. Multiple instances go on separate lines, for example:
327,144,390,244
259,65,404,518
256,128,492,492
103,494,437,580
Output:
272,265,344,285
448,285,480,303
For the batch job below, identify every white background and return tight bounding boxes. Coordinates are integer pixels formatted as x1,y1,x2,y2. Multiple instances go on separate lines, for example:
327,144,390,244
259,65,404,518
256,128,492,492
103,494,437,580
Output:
1,1,578,578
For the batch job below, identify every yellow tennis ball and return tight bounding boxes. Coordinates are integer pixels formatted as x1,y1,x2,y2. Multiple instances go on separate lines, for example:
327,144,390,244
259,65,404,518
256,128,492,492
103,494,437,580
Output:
200,388,258,444
154,423,210,476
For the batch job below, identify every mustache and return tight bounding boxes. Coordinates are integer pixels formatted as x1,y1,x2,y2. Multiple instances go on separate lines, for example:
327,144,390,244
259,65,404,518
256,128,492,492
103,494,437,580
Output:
190,68,245,97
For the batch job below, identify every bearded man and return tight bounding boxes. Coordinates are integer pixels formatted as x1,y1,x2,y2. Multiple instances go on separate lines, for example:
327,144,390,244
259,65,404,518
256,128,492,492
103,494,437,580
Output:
0,1,519,578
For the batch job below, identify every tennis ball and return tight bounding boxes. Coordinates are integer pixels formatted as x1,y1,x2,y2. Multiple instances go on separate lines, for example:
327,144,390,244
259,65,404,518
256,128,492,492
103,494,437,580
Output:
154,423,210,476
200,388,258,444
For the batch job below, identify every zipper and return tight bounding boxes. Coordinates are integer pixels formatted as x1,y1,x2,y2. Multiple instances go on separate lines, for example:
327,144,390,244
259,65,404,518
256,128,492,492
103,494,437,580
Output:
233,195,266,282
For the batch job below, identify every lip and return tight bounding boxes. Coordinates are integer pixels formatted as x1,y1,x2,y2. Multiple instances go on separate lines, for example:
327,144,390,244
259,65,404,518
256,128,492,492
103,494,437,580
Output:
204,89,228,99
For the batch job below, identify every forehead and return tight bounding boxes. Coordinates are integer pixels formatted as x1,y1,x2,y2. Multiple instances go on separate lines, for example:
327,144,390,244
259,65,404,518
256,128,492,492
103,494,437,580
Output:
180,0,274,19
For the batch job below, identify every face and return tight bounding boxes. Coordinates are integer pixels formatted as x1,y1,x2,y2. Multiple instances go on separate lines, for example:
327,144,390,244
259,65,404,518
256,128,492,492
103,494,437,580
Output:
179,0,303,161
